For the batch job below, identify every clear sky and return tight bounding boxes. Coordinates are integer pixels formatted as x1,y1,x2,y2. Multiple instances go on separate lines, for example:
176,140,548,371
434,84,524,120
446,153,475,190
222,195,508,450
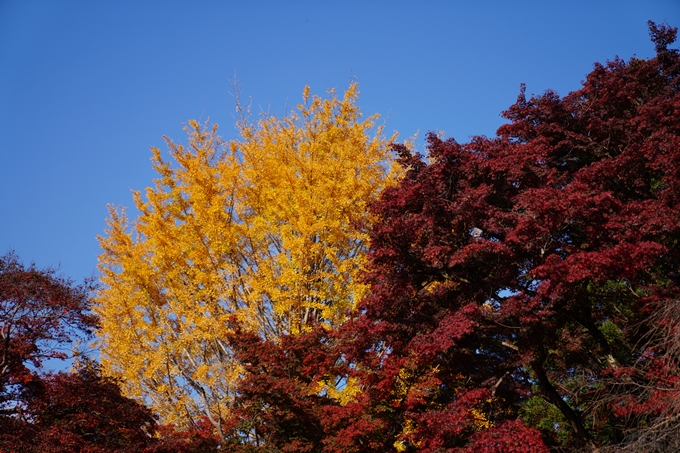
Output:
1,1,679,283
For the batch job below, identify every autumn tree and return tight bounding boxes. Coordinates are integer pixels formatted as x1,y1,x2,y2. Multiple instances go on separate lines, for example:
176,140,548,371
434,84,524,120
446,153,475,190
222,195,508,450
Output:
16,362,220,453
95,82,395,434
0,252,219,453
214,322,334,452
0,251,95,413
296,21,680,452
3,362,153,453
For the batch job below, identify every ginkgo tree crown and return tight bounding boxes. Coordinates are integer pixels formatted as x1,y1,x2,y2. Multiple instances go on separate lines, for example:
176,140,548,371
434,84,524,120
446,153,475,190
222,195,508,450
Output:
95,81,396,433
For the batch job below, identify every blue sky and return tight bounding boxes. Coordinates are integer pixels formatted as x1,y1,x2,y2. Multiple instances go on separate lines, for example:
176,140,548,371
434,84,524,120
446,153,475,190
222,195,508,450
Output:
1,1,679,283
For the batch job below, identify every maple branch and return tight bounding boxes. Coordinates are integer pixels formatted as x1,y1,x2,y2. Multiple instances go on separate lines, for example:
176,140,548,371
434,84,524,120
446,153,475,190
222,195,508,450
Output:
491,371,509,396
532,360,597,451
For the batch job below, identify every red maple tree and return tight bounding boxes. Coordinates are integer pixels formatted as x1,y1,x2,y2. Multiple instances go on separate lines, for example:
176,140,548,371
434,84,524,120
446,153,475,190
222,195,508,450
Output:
0,253,219,453
221,21,680,453
334,20,680,452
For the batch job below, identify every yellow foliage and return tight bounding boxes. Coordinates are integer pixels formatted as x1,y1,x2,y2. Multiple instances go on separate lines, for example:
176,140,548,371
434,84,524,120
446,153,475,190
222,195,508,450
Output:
471,405,494,429
95,83,395,428
394,418,420,452
314,375,363,406
391,364,494,447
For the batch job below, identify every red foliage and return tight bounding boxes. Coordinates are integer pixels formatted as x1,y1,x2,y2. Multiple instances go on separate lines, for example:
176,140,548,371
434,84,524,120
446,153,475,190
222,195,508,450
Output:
0,363,158,453
0,253,219,453
0,252,95,393
201,24,680,452
150,417,220,453
220,324,336,452
327,21,680,451
463,420,550,453
30,364,157,446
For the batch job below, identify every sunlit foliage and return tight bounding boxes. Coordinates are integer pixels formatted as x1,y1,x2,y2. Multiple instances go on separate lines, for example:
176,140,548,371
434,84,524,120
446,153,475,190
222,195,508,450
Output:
95,83,394,433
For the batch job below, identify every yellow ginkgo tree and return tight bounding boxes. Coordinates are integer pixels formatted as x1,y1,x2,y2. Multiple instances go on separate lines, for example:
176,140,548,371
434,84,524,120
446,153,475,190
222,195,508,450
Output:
95,82,395,436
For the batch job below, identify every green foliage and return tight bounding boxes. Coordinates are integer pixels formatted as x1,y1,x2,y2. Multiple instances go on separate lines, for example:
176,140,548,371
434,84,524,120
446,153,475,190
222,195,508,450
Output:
520,396,573,446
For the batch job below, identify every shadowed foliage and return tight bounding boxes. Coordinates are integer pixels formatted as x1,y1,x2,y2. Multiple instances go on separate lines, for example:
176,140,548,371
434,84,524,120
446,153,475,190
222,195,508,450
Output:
0,253,219,453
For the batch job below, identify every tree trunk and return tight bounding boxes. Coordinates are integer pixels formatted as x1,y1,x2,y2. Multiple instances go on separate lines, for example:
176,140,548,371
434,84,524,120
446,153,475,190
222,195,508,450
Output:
532,362,598,451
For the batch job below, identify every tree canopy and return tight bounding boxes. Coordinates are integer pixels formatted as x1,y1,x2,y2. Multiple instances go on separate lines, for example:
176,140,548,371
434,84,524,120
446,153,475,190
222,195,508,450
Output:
84,21,680,452
212,21,680,452
0,252,219,453
95,82,395,434
0,251,95,412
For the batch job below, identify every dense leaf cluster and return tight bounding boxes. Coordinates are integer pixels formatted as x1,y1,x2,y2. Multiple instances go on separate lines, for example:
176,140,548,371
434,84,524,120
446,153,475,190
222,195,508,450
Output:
95,82,394,432
3,21,680,453
216,22,680,452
